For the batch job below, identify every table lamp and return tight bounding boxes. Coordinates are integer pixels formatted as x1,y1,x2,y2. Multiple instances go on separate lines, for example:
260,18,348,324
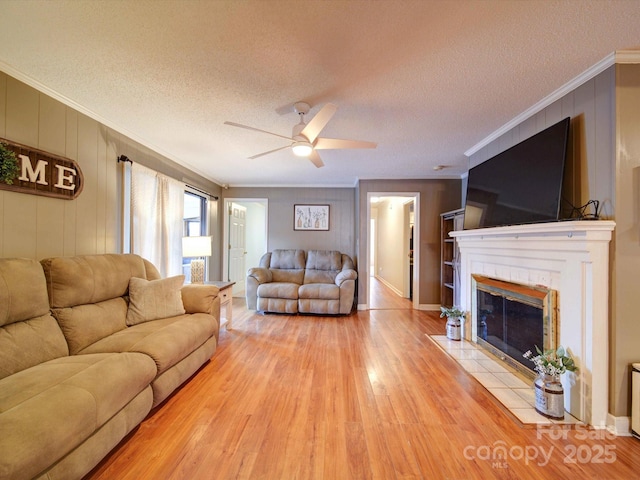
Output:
182,236,212,284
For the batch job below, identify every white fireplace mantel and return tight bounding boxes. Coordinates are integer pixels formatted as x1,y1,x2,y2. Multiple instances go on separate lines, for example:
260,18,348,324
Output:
451,220,615,427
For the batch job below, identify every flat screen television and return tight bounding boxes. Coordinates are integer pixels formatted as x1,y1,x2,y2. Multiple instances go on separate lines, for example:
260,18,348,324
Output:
463,117,570,230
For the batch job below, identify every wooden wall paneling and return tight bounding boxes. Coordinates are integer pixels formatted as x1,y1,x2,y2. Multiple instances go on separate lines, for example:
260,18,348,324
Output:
104,132,119,253
35,94,67,259
0,75,5,256
518,115,536,142
63,108,78,256
594,68,615,218
545,98,563,126
75,114,99,255
574,79,595,209
4,192,37,258
0,73,6,136
38,94,66,155
5,76,38,147
95,124,108,254
3,77,39,258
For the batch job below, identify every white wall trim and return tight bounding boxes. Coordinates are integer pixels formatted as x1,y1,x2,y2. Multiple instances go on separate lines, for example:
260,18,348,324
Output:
416,303,440,311
375,275,402,296
465,50,640,157
607,413,631,436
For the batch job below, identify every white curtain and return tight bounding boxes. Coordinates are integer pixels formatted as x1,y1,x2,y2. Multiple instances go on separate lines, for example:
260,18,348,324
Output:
131,163,184,277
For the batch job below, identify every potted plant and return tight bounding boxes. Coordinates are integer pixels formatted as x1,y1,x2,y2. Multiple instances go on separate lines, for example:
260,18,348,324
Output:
0,142,19,185
524,345,578,419
440,306,465,341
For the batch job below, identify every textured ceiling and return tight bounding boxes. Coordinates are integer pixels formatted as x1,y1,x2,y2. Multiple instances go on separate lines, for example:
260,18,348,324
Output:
0,0,639,187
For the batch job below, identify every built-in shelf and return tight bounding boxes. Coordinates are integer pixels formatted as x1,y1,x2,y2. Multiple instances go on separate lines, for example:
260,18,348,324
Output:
440,208,464,308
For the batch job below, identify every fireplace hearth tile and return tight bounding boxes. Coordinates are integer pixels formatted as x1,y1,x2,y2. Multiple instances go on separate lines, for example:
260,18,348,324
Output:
456,359,488,373
469,371,508,388
476,358,511,373
492,372,531,389
429,335,580,425
488,388,532,408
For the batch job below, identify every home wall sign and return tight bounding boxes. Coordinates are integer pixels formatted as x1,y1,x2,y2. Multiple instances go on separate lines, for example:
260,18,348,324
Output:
0,138,84,200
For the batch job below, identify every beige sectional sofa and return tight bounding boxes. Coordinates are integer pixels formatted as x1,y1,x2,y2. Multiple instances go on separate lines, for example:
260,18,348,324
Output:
0,254,220,480
246,249,357,315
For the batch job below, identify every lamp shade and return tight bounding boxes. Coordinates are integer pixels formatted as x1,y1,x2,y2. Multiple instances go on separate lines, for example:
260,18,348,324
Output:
182,236,212,257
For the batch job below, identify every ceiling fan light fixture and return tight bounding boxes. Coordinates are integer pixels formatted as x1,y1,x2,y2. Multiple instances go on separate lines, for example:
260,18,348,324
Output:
292,141,313,157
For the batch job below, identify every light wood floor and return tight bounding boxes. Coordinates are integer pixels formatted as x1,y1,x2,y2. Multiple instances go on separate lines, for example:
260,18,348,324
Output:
86,281,640,479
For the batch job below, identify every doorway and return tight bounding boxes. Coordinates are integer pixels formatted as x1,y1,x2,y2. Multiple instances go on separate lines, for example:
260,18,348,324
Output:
223,198,268,297
367,193,419,309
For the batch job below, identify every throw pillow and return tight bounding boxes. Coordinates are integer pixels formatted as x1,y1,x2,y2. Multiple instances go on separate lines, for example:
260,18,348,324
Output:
126,275,186,326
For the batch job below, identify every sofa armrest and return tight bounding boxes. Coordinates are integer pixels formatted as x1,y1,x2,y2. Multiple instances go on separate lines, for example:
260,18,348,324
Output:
181,284,219,315
335,269,357,286
245,267,273,310
247,267,273,284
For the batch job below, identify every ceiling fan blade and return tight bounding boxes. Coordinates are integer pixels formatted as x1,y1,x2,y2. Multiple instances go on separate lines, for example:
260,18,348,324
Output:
308,150,324,168
314,138,377,150
300,104,337,143
248,144,291,159
224,121,293,141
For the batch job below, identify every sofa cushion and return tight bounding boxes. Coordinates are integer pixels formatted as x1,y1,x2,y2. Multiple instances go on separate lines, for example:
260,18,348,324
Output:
126,275,186,326
298,283,340,300
257,297,298,314
0,258,68,379
304,250,343,284
52,298,128,355
0,314,69,380
0,352,156,480
0,258,51,327
257,282,300,300
41,254,150,308
77,313,218,375
270,249,306,269
269,249,305,284
305,250,342,271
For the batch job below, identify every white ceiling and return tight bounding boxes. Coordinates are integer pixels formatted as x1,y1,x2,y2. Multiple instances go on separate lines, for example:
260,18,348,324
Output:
0,0,638,187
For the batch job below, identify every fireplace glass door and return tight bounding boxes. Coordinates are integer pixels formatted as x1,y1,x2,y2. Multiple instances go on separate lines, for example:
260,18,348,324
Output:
473,275,557,378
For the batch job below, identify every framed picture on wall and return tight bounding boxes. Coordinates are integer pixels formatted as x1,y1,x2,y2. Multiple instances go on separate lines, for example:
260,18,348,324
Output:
294,204,329,231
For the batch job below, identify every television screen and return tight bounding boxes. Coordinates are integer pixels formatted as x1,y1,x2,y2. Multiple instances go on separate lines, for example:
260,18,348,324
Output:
463,117,570,230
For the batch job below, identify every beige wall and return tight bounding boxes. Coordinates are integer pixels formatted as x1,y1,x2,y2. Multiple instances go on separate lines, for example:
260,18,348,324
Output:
375,197,410,294
612,64,640,418
222,186,357,259
0,72,221,273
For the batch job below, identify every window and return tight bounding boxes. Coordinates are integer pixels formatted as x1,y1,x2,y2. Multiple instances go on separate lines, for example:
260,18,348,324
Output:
182,190,209,281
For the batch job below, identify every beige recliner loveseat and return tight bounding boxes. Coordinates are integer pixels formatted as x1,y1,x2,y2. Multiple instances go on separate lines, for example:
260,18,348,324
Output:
0,253,220,480
246,249,357,314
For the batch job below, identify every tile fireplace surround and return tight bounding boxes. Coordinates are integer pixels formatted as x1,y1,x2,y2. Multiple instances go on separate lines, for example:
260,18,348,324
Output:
450,220,615,428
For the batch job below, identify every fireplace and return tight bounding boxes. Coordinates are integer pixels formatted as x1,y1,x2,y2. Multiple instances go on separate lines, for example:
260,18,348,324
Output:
472,275,557,380
450,220,615,427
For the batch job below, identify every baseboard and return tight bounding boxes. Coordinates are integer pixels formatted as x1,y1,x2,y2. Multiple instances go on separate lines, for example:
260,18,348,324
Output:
606,413,632,436
416,304,441,311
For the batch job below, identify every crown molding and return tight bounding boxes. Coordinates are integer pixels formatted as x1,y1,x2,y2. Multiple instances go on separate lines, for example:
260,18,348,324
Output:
465,50,640,157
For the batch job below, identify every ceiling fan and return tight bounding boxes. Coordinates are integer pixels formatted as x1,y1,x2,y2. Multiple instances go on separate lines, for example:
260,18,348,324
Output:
224,102,377,168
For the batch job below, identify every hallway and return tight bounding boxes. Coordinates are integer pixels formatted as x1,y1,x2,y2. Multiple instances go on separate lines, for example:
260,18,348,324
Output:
369,276,413,310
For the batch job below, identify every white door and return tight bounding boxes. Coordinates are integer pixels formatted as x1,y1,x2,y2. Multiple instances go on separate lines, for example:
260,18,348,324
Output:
228,203,247,296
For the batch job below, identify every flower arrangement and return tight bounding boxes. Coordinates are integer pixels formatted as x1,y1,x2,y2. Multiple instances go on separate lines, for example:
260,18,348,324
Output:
439,306,465,319
523,345,577,377
0,142,19,185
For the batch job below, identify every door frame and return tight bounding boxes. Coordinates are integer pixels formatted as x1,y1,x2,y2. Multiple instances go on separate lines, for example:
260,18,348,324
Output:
366,192,420,309
222,198,268,288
